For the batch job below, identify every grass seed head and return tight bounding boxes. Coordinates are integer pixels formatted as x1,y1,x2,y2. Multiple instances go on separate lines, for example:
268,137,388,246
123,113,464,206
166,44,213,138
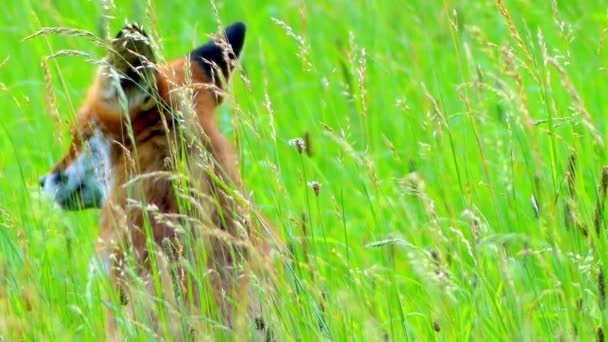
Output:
289,138,305,154
307,181,321,196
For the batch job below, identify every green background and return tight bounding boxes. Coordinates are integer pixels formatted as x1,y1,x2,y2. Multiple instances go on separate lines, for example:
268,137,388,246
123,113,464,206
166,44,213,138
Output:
1,0,607,339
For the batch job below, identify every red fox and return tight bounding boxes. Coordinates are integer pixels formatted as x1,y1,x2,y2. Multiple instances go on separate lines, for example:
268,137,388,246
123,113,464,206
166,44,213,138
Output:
39,22,276,339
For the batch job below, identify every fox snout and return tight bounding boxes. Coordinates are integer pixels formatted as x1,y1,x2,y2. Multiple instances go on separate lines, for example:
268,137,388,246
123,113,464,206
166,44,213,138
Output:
39,170,67,188
39,167,105,210
39,129,112,210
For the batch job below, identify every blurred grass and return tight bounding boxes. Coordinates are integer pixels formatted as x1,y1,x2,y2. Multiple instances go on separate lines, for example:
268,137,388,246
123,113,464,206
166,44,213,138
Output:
1,0,608,340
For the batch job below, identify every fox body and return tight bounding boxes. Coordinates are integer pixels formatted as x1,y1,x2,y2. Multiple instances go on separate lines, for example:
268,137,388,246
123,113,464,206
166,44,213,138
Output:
39,22,274,338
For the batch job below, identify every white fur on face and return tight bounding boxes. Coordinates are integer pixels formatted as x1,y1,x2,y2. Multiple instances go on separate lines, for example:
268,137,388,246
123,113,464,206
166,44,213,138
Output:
41,128,113,210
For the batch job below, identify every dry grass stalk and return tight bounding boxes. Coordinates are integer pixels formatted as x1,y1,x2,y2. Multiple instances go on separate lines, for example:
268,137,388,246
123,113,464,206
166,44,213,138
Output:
550,0,574,45
40,58,63,145
546,57,604,147
264,92,276,142
382,135,400,162
537,29,561,128
562,152,582,235
421,82,445,143
145,0,159,45
99,0,115,40
357,48,368,120
321,122,360,165
23,27,111,52
566,152,576,197
271,18,312,71
501,47,534,133
496,0,535,68
400,172,439,227
364,153,379,192
593,167,608,236
565,198,588,237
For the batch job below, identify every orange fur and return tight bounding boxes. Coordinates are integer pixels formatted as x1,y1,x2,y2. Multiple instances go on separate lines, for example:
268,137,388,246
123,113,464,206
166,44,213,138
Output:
44,23,277,339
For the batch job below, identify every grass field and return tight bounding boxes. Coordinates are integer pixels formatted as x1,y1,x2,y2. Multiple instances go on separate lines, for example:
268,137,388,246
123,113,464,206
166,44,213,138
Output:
2,0,608,340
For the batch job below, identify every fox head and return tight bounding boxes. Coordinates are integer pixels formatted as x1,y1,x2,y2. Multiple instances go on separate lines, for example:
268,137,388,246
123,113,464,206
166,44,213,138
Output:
39,22,246,210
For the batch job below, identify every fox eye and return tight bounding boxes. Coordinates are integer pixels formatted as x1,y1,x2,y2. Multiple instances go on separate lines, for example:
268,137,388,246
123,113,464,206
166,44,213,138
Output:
55,170,69,184
140,94,156,111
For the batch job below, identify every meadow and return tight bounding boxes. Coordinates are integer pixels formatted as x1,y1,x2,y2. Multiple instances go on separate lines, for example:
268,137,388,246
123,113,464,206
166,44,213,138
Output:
1,0,608,340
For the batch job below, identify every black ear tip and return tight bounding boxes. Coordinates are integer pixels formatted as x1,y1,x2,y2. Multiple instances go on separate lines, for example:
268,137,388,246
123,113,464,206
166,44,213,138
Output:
226,22,246,38
225,22,246,55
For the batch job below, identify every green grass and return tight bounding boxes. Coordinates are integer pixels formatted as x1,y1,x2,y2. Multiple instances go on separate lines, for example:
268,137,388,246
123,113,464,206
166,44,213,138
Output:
2,0,608,340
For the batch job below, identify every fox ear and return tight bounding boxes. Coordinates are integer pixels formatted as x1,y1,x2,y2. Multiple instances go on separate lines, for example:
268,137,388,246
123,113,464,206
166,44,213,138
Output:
109,23,156,88
101,23,157,110
190,22,246,86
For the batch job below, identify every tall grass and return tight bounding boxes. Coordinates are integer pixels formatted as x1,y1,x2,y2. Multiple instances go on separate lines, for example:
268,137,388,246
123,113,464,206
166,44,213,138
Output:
1,0,608,339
